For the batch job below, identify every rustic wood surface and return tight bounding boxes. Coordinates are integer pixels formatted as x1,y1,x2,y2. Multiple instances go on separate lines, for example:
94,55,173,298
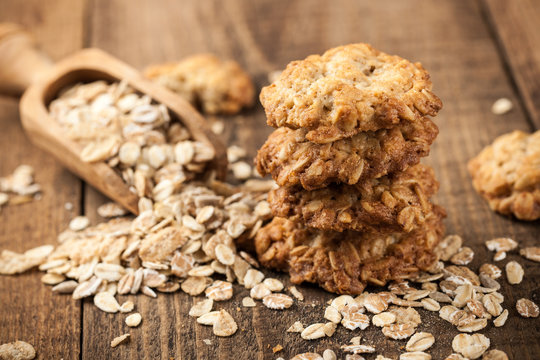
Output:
0,0,539,359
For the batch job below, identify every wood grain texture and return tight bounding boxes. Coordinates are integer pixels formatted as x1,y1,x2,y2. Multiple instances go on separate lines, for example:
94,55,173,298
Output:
82,0,540,359
483,0,540,129
0,0,539,359
0,2,85,359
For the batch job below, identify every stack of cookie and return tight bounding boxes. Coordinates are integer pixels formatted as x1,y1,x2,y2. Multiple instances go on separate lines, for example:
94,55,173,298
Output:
254,44,445,294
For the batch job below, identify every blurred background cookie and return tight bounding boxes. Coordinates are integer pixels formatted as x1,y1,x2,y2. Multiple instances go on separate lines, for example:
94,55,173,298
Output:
145,54,254,115
468,130,540,220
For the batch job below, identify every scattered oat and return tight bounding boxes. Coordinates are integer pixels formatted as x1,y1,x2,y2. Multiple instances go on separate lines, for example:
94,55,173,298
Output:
382,323,415,340
242,297,256,307
189,299,214,317
272,344,283,353
457,318,487,332
493,309,508,327
435,235,463,261
341,304,370,330
485,238,517,252
451,247,474,265
452,333,490,359
341,344,376,354
429,291,452,303
482,349,509,360
516,298,539,318
263,293,293,310
231,161,252,180
301,323,326,340
406,332,435,352
94,292,120,313
479,264,502,279
445,354,467,360
41,273,65,285
205,280,233,301
491,98,513,115
212,310,238,337
243,269,264,289
289,286,304,301
493,251,506,262
287,321,304,333
250,283,271,300
372,312,396,327
404,290,430,301
453,284,474,308
0,340,36,360
324,305,342,324
519,247,540,262
227,145,247,163
69,216,90,231
482,293,503,316
364,293,388,314
322,349,337,360
211,121,224,135
421,298,441,312
291,353,323,360
323,322,337,337
125,313,142,327
110,333,130,348
262,278,283,292
97,202,128,218
197,311,221,325
505,261,524,284
181,276,211,296
119,301,135,313
345,355,365,360
52,280,78,294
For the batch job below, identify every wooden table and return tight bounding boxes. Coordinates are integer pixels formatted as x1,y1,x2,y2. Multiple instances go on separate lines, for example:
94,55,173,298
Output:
1,0,539,359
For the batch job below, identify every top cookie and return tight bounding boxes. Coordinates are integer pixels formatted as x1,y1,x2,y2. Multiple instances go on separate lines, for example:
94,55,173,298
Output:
260,43,442,143
145,54,254,115
468,130,540,220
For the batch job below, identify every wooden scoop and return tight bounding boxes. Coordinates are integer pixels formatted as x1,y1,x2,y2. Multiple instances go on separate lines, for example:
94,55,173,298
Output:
0,23,228,215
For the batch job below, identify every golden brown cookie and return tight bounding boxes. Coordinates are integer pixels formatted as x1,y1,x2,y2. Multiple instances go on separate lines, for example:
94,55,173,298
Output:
254,206,445,295
145,54,254,115
468,130,540,220
268,164,438,233
260,43,442,143
256,118,438,190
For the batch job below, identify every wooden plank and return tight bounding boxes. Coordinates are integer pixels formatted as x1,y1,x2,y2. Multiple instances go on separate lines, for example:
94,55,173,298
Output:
80,0,540,359
483,0,540,129
0,2,85,358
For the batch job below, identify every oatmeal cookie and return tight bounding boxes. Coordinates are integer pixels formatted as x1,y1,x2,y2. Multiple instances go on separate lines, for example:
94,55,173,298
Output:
468,130,540,220
145,54,254,115
268,164,438,233
260,43,442,143
254,206,445,295
256,118,438,190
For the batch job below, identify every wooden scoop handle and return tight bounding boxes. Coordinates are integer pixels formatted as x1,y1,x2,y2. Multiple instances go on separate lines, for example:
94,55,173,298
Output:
0,23,53,96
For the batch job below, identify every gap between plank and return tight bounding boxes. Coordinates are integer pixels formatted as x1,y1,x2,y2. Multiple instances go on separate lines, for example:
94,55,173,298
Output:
79,0,94,357
478,0,538,131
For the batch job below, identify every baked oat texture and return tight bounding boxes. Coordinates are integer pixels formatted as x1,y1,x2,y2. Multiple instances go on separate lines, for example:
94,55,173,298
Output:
468,130,540,221
254,206,445,295
145,54,254,115
268,164,439,233
256,118,438,190
260,43,442,143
